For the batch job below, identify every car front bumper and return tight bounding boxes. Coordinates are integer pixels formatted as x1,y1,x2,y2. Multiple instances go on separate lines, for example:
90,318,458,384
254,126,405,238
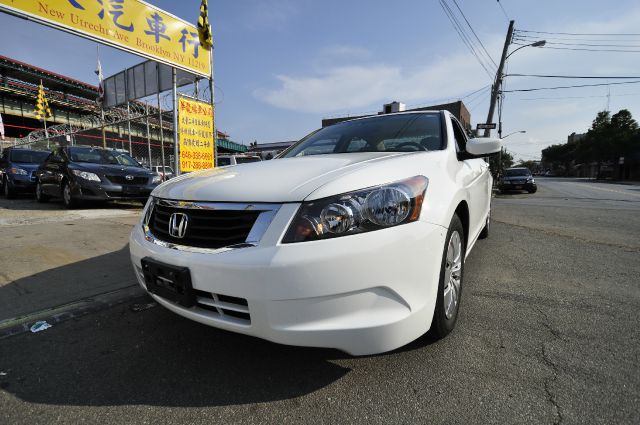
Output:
71,179,155,201
7,173,37,192
500,181,536,191
129,204,448,355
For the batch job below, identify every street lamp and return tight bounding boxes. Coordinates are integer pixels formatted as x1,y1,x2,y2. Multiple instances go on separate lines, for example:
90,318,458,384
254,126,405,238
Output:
505,40,546,60
501,130,526,139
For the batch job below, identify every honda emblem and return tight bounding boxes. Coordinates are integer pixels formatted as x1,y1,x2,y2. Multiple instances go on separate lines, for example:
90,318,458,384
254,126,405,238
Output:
168,213,189,239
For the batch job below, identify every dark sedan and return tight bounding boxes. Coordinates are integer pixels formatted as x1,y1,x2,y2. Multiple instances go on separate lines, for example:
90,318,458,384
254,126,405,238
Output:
499,167,537,193
35,146,160,208
0,148,50,198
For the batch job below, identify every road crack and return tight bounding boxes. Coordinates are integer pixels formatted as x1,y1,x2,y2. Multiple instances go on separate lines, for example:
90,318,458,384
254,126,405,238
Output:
535,306,564,425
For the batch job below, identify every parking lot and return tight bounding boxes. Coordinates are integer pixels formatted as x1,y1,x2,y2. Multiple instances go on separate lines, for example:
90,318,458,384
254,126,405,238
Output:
1,177,639,424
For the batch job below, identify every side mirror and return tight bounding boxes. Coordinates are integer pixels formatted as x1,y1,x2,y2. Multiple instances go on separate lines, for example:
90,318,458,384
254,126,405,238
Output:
466,137,502,156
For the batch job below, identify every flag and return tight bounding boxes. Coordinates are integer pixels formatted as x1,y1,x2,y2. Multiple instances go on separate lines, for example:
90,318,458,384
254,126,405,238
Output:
34,80,52,121
197,0,212,50
0,113,4,140
95,59,104,104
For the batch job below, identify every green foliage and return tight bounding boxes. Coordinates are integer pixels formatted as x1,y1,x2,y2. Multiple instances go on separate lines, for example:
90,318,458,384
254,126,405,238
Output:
489,149,514,177
542,109,639,176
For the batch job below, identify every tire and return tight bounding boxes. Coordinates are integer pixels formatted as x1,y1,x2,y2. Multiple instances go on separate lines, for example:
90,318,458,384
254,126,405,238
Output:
62,180,78,209
478,207,490,240
528,187,537,194
35,180,50,203
429,214,466,339
3,177,16,199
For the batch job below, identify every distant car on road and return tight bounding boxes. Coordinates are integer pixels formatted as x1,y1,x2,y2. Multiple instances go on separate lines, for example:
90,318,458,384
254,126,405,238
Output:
499,167,537,193
0,148,49,198
130,111,501,355
216,154,262,167
35,146,161,208
151,165,175,181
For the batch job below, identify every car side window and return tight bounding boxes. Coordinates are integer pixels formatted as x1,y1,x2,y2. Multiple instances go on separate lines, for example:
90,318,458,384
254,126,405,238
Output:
451,118,468,153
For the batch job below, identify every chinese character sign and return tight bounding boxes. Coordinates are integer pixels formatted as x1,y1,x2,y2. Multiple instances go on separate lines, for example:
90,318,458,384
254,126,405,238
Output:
179,97,214,172
0,0,211,77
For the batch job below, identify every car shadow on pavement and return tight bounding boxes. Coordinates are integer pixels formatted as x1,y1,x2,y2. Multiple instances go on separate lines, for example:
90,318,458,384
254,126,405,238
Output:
0,245,356,407
0,298,351,406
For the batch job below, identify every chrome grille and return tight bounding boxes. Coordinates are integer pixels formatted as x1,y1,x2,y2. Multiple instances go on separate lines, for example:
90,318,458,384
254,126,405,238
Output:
149,202,262,249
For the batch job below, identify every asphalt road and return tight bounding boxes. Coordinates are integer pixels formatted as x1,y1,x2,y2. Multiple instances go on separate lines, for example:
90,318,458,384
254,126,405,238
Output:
0,178,639,424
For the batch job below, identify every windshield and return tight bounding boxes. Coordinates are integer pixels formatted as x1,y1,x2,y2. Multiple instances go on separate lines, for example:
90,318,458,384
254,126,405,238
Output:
10,150,49,164
235,156,261,164
282,113,443,158
506,169,531,177
68,148,142,167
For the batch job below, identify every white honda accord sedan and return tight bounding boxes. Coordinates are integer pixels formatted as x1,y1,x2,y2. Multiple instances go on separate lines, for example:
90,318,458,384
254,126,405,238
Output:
129,111,501,355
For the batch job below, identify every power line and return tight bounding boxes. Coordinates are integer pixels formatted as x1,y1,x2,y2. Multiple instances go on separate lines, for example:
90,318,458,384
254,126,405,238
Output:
502,80,640,93
451,0,498,67
438,0,495,79
514,33,640,43
515,92,640,101
514,39,640,48
506,74,640,79
515,29,640,36
496,1,510,21
512,43,640,53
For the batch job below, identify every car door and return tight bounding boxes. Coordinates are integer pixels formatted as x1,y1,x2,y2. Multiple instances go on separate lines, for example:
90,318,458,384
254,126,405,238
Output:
451,118,490,242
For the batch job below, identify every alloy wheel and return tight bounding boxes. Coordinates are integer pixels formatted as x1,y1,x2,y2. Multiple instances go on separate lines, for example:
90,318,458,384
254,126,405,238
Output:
443,230,462,319
63,183,71,206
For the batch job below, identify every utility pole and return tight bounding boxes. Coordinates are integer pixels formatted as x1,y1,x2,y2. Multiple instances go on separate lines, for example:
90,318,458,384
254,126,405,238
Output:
484,20,514,138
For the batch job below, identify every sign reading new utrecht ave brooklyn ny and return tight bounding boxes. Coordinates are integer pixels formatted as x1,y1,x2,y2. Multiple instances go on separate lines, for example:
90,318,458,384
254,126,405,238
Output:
179,97,214,172
0,0,210,77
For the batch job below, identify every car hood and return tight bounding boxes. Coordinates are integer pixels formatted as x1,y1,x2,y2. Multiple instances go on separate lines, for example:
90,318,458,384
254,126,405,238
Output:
11,163,40,172
71,162,152,176
153,152,422,203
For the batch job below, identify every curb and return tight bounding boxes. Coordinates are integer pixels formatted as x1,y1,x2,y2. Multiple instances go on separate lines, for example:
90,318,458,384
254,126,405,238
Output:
0,285,147,340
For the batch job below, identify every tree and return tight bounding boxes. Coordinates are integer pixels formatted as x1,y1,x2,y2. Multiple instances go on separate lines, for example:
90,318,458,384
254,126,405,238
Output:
489,149,514,177
542,143,575,176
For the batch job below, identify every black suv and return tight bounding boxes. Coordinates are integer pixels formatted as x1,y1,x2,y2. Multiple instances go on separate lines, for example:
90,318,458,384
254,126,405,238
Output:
499,167,537,193
35,146,160,208
0,148,49,198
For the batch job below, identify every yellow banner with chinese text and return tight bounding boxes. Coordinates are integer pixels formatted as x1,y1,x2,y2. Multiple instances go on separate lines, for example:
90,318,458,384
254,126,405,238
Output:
0,0,210,76
179,97,214,172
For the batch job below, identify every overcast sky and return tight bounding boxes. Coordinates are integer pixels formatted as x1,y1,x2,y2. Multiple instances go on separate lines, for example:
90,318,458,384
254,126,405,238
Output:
1,0,640,161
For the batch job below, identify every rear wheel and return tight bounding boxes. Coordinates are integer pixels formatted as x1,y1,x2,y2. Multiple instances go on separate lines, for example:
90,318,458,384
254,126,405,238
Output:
62,181,78,209
429,214,465,339
35,180,50,203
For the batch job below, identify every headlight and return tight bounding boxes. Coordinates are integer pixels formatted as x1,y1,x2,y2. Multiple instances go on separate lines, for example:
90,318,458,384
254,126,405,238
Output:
71,169,101,182
152,175,162,184
141,197,155,229
527,177,535,183
9,167,28,175
282,176,428,243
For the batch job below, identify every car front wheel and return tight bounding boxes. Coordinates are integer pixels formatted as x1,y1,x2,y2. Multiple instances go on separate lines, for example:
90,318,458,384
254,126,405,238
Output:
62,181,78,209
3,177,16,199
429,214,465,339
36,180,50,203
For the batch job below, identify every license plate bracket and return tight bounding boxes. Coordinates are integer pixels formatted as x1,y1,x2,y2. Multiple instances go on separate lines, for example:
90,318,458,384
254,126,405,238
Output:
141,257,195,307
123,185,141,195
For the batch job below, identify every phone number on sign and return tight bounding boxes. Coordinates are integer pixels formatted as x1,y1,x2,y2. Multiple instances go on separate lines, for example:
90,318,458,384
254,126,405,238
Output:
181,151,213,160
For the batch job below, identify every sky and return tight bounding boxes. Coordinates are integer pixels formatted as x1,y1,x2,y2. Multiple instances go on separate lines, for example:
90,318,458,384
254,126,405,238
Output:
1,0,640,161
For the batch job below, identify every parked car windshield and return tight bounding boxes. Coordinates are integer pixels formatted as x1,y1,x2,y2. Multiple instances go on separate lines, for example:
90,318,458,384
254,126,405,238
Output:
68,148,142,167
9,150,49,164
235,156,261,164
282,113,443,158
505,168,531,177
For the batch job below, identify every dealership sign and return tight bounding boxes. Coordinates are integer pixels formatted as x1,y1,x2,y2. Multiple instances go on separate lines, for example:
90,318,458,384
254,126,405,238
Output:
0,0,210,77
178,97,214,172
